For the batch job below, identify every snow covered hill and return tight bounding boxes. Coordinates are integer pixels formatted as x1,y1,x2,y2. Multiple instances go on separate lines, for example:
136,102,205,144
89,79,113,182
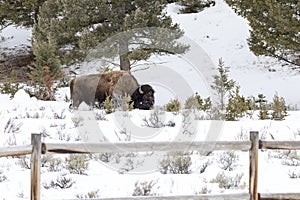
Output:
166,0,300,106
0,0,300,199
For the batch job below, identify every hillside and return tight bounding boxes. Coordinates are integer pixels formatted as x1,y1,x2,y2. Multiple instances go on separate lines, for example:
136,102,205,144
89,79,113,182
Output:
0,0,300,199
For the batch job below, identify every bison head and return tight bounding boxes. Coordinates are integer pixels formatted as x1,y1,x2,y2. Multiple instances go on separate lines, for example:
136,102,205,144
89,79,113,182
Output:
131,84,155,110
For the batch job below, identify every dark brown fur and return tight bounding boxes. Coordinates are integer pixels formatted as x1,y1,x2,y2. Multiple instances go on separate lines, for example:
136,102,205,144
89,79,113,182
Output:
131,84,155,110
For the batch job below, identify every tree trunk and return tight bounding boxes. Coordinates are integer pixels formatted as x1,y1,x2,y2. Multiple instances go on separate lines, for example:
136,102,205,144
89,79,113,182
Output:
220,91,224,111
119,38,130,71
220,82,225,111
120,54,130,71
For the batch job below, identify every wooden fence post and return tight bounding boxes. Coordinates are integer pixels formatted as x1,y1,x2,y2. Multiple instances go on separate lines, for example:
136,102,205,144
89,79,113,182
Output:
249,131,259,200
31,134,41,200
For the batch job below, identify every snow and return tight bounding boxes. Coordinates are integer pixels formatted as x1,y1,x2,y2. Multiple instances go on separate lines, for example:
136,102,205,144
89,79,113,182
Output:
167,0,300,106
0,25,31,48
1,0,300,199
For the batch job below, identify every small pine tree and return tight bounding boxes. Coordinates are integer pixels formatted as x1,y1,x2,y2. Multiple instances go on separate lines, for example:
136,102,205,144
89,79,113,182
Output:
32,34,61,76
103,96,115,114
185,93,201,110
184,94,212,112
272,93,288,120
120,94,134,111
225,85,247,121
195,93,204,108
202,97,212,112
245,96,257,119
211,58,235,110
166,98,181,112
256,94,270,120
245,96,257,111
27,65,63,101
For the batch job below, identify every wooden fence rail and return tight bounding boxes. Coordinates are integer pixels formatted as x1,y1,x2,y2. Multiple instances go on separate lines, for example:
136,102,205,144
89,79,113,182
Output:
42,141,252,154
1,131,300,200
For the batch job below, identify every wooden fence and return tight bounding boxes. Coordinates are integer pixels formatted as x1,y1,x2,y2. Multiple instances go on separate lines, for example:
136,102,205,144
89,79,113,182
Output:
1,131,300,200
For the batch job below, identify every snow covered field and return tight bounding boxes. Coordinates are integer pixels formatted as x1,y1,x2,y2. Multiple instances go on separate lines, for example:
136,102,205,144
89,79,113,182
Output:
1,0,300,199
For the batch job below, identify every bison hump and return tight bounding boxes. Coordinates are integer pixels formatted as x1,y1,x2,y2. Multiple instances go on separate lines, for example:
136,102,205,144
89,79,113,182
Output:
96,70,139,100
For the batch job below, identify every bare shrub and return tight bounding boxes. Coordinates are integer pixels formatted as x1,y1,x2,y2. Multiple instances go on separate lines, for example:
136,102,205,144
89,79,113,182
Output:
43,175,75,189
288,169,300,179
95,112,107,121
57,128,71,141
72,116,84,127
160,152,192,174
0,170,7,182
65,154,89,175
234,128,248,141
6,133,17,146
132,180,159,196
181,110,195,135
195,186,211,194
4,118,22,134
217,151,239,171
18,156,30,169
142,108,164,128
41,155,63,172
210,172,245,189
118,152,144,174
40,127,50,137
53,109,66,119
76,190,100,199
281,151,300,166
199,160,211,174
93,153,114,163
115,128,131,142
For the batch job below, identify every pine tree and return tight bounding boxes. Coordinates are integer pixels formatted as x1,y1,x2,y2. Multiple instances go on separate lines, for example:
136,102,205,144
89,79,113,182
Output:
225,85,246,121
211,58,235,110
272,93,288,120
34,0,188,71
176,0,215,13
256,94,270,120
31,0,63,75
0,0,46,29
184,93,211,111
226,0,300,66
32,0,101,68
245,96,257,119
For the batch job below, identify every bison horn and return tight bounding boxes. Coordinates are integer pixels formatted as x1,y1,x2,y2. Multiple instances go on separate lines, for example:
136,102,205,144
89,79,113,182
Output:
139,86,144,94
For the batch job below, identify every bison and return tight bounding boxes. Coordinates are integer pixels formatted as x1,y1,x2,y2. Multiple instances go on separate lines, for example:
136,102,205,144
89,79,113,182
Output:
70,70,154,110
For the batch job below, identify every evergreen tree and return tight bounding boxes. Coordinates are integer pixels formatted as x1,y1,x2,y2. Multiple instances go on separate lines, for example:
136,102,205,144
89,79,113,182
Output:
31,0,63,75
176,0,215,13
0,0,46,29
211,58,235,110
225,85,246,121
245,96,257,119
34,0,188,71
32,0,108,69
272,93,288,120
256,94,270,120
184,93,212,111
226,0,300,66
